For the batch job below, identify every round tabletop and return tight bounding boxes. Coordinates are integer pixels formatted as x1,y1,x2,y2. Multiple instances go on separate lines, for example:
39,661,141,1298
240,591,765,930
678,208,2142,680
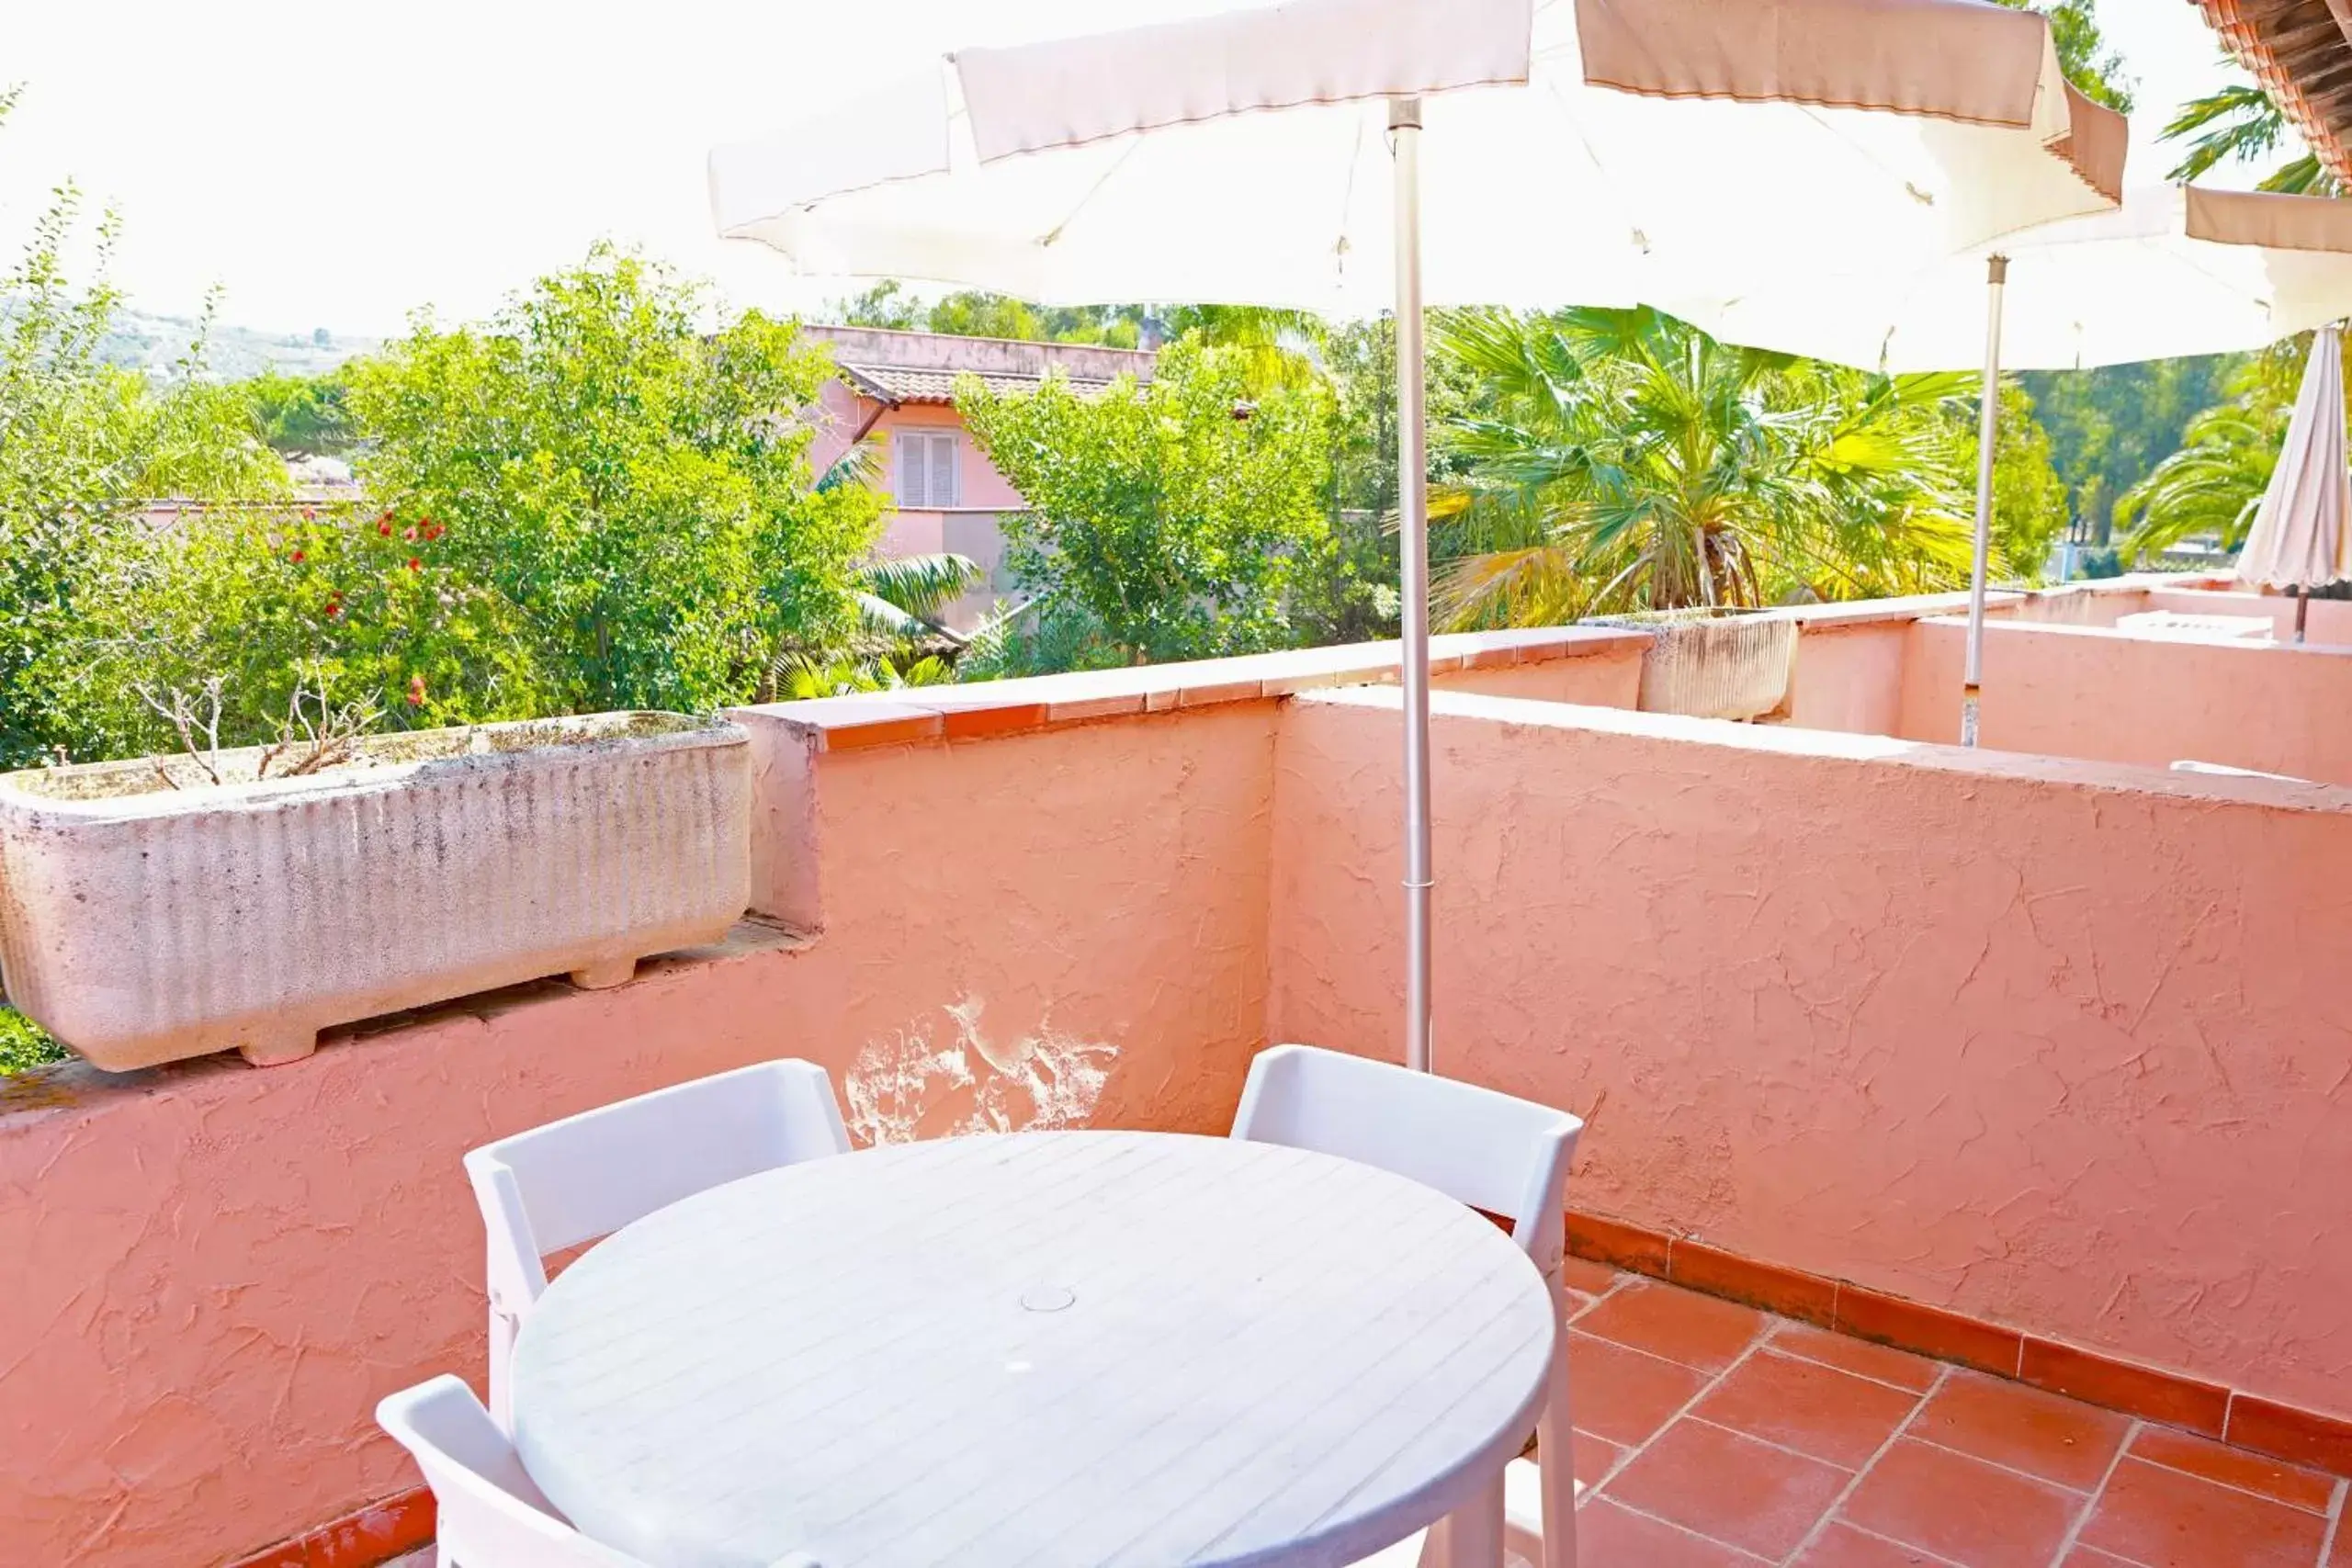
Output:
511,1130,1555,1568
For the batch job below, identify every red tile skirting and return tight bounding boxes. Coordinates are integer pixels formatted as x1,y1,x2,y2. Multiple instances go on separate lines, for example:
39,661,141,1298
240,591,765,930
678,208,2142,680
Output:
2227,1393,2352,1476
1668,1236,1838,1327
1566,1210,1671,1275
1565,1208,2352,1476
1834,1282,2022,1378
2023,1336,2230,1438
223,1486,435,1568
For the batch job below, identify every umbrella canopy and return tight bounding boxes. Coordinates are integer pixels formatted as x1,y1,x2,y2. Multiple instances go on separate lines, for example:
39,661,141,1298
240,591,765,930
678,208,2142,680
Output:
1665,184,2352,742
709,0,2125,1097
2236,322,2352,595
1672,186,2352,372
709,0,2125,313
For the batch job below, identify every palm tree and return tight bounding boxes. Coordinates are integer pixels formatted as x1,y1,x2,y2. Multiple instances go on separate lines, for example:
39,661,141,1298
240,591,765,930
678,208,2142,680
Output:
2163,81,2336,195
2116,400,2288,563
1428,307,1979,626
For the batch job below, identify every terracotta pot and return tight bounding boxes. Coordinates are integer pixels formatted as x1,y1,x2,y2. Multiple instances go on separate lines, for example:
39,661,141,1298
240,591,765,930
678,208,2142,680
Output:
0,713,751,1071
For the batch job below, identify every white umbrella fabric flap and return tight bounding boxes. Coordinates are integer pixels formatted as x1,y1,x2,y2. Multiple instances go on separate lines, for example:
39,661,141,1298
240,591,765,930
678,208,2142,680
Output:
711,0,2123,314
1675,186,2352,372
2236,321,2352,637
1668,185,2352,739
709,0,2124,1110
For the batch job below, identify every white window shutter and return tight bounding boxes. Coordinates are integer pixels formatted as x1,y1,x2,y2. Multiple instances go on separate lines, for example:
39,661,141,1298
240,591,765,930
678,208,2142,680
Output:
930,434,959,508
895,434,924,507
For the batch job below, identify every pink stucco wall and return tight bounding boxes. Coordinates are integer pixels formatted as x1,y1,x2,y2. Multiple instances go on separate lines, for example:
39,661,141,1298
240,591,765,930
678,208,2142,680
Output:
0,705,1277,1568
1896,616,2352,784
2145,586,2352,646
9,608,2351,1564
1268,685,2352,1421
1781,622,1909,735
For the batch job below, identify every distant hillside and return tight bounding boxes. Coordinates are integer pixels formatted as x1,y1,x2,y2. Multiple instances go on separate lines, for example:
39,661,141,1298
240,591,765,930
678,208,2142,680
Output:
97,308,380,380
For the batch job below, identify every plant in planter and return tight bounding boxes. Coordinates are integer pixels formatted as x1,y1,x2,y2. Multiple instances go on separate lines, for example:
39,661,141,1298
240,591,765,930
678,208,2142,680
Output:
0,710,751,1072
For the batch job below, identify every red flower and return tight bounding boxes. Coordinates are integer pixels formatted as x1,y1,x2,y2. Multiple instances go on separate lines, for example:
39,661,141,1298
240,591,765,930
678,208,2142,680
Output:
378,520,393,537
406,557,421,571
289,548,305,564
424,524,445,542
323,599,342,618
406,674,427,707
403,525,417,542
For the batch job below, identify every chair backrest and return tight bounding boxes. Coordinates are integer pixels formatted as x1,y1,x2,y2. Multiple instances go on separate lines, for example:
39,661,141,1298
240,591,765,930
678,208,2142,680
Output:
1231,1043,1584,1272
377,1376,649,1568
465,1060,852,1308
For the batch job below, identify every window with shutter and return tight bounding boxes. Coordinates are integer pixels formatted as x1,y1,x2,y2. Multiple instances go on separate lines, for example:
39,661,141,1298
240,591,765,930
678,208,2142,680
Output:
892,432,960,508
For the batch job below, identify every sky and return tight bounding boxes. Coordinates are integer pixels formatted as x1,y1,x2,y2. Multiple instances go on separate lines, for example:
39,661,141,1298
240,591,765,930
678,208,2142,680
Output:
0,1,2266,341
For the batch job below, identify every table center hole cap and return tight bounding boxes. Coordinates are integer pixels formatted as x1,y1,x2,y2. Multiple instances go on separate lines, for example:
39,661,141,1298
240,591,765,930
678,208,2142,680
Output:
1021,1284,1076,1313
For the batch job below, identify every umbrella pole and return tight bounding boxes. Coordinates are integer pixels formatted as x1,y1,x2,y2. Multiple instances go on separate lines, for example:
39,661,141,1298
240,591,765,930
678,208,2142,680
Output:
2298,586,2311,644
1962,254,2008,748
1391,95,1433,1075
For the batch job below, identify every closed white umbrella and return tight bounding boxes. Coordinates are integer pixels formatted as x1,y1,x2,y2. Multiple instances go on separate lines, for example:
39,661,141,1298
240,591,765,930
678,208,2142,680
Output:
710,0,2124,1089
1670,185,2352,737
2236,321,2352,638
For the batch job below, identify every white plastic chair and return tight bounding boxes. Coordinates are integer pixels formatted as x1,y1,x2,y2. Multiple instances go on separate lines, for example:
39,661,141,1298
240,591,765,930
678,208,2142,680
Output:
378,1375,647,1568
377,1376,827,1568
464,1059,852,1431
1231,1044,1585,1568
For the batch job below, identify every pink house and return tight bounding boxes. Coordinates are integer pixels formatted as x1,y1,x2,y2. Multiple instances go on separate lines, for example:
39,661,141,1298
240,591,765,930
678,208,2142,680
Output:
801,325,1156,629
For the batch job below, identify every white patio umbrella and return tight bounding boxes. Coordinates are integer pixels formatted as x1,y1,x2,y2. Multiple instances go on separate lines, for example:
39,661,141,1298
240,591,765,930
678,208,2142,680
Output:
1669,185,2352,739
709,0,2124,1084
2235,321,2352,639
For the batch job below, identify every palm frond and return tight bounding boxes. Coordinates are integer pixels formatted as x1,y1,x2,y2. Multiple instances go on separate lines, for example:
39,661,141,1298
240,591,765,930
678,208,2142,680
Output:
856,552,982,624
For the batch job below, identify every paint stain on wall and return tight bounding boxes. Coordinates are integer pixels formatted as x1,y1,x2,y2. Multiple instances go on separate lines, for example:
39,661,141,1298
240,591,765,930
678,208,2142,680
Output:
845,993,1117,1145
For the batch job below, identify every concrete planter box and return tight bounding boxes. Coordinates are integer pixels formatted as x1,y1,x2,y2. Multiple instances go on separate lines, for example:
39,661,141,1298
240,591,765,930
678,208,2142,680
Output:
1635,615,1798,721
0,713,751,1072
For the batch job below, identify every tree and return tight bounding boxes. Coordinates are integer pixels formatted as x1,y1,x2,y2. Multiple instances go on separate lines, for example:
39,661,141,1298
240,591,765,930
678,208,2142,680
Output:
340,246,883,716
1952,381,2073,582
1996,0,2133,112
0,87,287,766
956,340,1335,663
1429,307,1979,625
830,281,1146,347
2165,82,2334,195
2114,400,2283,562
2019,355,2238,546
241,369,355,455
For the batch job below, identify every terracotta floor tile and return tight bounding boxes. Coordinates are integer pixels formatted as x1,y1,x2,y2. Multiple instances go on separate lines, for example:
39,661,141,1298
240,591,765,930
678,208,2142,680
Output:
2057,1550,2140,1566
1792,1521,1955,1566
1838,1438,2084,1568
2126,1423,2337,1514
1562,1255,1625,1298
1910,1368,2129,1490
1570,1429,1627,1490
1574,1276,1767,1374
1571,1498,1770,1566
1770,1321,1942,1393
1602,1416,1852,1560
1694,1348,1924,1469
2078,1457,2328,1568
1567,1331,1713,1448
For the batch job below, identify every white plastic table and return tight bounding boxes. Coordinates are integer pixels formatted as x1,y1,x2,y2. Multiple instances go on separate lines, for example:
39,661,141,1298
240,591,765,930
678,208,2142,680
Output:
511,1130,1555,1568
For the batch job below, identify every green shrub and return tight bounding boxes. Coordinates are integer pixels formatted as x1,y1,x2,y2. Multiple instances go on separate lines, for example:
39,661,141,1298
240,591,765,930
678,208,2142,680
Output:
0,1007,64,1075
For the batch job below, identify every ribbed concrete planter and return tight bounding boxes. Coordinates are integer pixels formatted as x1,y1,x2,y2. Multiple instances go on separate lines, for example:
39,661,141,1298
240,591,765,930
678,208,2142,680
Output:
0,713,750,1072
1635,615,1799,721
